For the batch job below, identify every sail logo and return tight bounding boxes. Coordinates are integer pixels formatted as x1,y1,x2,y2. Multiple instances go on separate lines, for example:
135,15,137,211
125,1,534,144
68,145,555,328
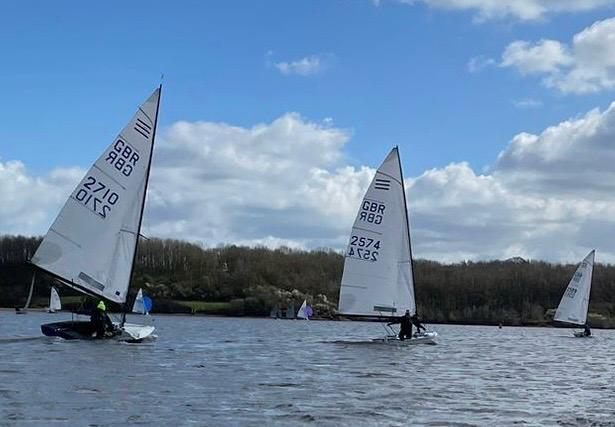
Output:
360,199,385,224
105,139,140,177
134,118,152,139
374,178,391,191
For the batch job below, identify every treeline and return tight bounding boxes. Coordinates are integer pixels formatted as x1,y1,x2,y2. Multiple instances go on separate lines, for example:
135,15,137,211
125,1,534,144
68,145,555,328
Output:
2,234,615,326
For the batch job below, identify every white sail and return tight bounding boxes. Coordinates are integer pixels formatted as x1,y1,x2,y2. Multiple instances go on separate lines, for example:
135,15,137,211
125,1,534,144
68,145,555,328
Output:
554,250,595,326
31,89,161,304
132,288,147,314
49,287,61,312
297,300,308,319
338,147,415,317
23,273,36,310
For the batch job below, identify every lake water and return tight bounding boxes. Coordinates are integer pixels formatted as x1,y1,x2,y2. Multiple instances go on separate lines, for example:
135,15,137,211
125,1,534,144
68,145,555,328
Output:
1,312,615,426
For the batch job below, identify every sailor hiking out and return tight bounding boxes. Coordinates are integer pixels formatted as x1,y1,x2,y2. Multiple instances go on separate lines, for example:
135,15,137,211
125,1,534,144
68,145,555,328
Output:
388,310,414,340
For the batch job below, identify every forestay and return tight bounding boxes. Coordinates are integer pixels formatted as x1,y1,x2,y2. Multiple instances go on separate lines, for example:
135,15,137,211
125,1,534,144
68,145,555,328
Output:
338,147,416,317
31,89,161,304
49,287,61,312
554,250,595,326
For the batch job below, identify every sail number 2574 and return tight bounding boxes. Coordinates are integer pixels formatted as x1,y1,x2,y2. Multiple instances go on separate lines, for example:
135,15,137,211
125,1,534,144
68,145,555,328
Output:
347,235,380,262
74,176,119,219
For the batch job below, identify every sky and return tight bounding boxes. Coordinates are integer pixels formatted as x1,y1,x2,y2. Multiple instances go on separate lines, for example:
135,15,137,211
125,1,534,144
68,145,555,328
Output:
3,0,615,263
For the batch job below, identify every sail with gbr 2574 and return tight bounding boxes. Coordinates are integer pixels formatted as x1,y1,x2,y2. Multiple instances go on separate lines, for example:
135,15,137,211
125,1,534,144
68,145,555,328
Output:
338,147,436,345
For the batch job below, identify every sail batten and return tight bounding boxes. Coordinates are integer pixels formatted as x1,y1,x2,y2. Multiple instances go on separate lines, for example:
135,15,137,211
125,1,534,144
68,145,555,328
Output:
31,88,161,304
338,147,416,317
554,250,595,326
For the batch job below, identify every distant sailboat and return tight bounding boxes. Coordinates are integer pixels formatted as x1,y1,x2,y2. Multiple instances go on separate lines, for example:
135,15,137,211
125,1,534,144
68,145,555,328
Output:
48,287,61,313
132,288,152,315
337,147,437,345
554,250,595,338
29,87,162,342
296,299,313,320
16,274,35,314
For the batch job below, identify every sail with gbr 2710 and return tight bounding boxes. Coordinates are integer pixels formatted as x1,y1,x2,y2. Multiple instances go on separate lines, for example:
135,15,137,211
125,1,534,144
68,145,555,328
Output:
30,87,161,342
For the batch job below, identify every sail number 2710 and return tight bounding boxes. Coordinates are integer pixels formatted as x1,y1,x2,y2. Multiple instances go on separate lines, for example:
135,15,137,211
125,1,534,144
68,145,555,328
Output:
347,235,380,262
74,176,119,219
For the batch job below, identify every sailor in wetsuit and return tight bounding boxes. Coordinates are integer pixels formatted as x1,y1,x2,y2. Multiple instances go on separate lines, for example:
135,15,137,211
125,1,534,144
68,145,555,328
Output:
387,310,413,340
90,300,115,338
411,313,427,336
583,324,591,337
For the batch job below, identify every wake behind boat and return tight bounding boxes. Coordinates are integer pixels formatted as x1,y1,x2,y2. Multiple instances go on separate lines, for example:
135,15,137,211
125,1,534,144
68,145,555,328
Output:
554,250,595,339
28,87,162,342
337,147,437,345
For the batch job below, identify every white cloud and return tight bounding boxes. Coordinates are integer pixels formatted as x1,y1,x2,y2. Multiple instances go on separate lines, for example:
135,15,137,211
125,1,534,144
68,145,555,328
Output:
0,160,83,236
501,40,572,74
501,18,615,94
467,55,496,73
146,113,362,248
390,0,615,22
513,98,543,109
6,103,615,263
274,55,327,76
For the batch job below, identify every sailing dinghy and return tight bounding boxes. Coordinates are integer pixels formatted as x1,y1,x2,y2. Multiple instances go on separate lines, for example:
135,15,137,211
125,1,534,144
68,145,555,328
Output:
132,288,152,315
296,299,313,320
48,287,61,313
554,250,595,338
30,87,162,342
15,274,35,314
337,147,437,345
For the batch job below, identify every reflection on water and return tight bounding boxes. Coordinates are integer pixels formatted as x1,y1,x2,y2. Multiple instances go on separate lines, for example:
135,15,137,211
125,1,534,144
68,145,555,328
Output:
1,311,615,426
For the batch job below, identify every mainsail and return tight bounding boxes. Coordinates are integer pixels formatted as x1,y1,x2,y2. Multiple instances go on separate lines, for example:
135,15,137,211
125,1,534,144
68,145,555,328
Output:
338,147,415,317
31,88,161,304
49,287,61,312
554,250,595,326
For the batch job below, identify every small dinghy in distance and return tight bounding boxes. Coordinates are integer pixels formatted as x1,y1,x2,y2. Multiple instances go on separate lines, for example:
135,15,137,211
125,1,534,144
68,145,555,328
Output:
296,299,313,320
337,147,437,345
554,250,595,338
15,274,36,314
48,287,61,313
29,87,162,342
132,288,153,315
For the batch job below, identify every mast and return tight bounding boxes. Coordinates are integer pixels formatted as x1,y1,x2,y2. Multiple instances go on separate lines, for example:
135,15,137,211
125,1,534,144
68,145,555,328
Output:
395,145,418,312
586,250,595,325
122,85,162,326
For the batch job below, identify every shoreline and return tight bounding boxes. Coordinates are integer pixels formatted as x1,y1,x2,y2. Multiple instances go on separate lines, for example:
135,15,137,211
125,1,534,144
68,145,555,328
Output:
1,307,609,329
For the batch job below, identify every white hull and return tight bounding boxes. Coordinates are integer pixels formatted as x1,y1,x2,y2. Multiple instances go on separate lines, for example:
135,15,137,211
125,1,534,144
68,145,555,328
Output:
573,331,593,338
372,331,438,345
118,323,156,342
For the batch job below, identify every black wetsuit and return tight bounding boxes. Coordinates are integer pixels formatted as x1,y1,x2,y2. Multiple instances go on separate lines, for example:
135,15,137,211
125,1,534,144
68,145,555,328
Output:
90,309,114,338
411,315,426,335
584,325,591,337
388,314,413,340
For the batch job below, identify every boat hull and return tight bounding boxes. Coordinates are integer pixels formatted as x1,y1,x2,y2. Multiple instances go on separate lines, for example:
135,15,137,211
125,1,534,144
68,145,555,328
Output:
41,321,155,342
372,331,438,345
573,331,593,338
